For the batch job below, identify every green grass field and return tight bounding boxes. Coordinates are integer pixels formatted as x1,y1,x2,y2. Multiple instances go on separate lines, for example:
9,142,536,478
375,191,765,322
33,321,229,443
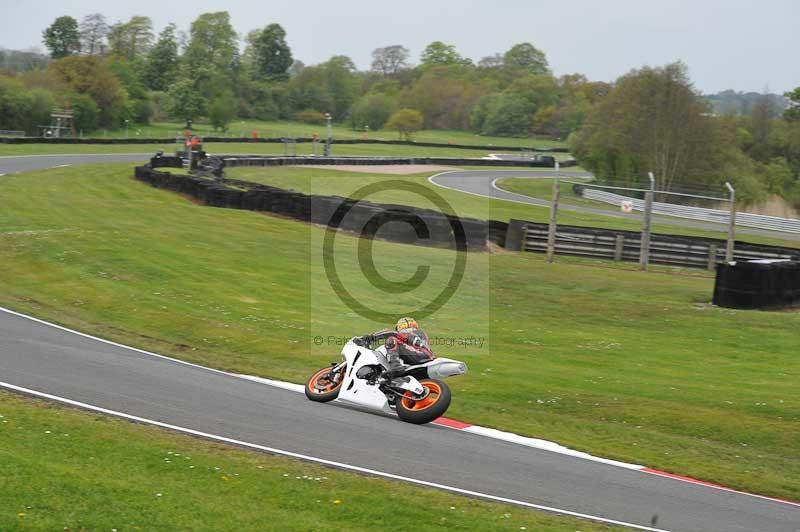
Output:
2,163,799,501
0,392,619,531
0,142,576,160
497,177,621,212
83,119,569,149
226,166,800,249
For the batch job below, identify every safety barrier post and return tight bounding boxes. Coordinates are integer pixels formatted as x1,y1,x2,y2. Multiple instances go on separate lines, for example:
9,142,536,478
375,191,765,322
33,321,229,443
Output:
639,172,655,271
725,182,736,262
546,162,560,263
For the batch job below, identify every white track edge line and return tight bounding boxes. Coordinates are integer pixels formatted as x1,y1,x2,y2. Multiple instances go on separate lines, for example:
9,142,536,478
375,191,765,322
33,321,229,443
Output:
3,305,798,508
0,153,154,159
0,380,669,532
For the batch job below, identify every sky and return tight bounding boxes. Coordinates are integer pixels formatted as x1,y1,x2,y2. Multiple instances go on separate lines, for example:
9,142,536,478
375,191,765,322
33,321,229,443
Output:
1,0,797,94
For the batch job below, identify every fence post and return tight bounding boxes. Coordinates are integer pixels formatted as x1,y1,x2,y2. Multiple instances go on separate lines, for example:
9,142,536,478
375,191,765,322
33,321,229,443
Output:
725,182,736,262
639,172,655,271
546,162,560,263
614,234,625,261
707,244,718,271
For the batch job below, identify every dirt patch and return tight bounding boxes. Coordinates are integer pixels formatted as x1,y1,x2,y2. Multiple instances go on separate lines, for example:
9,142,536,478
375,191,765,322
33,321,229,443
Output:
298,164,457,175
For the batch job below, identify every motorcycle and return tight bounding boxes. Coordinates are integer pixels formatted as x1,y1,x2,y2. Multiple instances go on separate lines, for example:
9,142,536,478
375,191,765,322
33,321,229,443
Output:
304,336,468,424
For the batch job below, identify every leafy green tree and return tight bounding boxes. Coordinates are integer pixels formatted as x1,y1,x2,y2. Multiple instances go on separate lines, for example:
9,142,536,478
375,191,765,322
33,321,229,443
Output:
481,94,533,136
71,94,99,132
783,87,800,122
0,75,33,131
165,78,206,121
348,93,396,130
42,16,81,59
503,43,549,75
108,58,152,124
108,16,154,59
208,93,235,131
47,56,127,127
571,62,721,191
405,65,479,129
419,41,467,67
253,24,292,81
184,12,239,98
143,24,179,91
322,55,359,119
385,108,423,140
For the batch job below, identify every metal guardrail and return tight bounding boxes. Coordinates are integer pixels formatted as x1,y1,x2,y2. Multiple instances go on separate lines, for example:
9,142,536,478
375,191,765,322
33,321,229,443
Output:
0,130,25,137
580,188,800,234
520,223,799,269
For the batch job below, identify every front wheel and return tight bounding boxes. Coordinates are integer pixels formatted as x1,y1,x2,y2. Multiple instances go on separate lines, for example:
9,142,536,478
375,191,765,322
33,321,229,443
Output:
305,366,345,402
396,379,451,424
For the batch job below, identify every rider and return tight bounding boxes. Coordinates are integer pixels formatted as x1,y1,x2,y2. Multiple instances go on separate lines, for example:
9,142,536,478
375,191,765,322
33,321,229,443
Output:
358,317,434,379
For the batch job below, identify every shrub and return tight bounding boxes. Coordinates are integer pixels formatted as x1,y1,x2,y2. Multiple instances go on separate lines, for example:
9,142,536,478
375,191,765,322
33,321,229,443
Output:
295,108,326,125
385,108,423,140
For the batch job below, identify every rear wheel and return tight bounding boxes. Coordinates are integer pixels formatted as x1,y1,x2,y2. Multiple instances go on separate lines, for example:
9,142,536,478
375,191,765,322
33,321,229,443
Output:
396,379,451,424
305,366,345,402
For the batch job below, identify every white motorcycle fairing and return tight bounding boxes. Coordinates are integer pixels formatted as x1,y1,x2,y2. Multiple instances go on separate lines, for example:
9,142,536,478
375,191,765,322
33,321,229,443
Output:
336,340,424,413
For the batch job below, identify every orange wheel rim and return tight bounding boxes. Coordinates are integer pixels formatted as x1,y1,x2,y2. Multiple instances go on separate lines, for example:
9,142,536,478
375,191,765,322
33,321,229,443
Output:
309,368,342,394
401,382,441,411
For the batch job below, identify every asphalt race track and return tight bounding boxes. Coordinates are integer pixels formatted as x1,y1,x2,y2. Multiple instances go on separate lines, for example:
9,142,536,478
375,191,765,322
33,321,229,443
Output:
1,154,799,531
430,170,800,242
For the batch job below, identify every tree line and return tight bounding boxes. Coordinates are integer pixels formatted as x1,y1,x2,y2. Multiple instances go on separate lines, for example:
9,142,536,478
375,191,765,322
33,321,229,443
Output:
0,11,798,206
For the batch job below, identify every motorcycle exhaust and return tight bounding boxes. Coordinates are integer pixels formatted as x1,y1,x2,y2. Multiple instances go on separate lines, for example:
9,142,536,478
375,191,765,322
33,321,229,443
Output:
426,361,468,380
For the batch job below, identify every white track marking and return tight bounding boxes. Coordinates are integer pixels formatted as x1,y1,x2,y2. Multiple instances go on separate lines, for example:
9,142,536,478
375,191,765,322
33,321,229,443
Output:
463,426,643,470
0,380,669,532
2,305,798,509
0,153,153,159
428,171,554,207
236,374,305,393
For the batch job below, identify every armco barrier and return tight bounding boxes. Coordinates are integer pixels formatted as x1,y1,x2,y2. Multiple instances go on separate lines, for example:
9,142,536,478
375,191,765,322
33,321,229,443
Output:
713,260,800,309
134,164,487,251
507,219,800,269
580,187,800,235
1,135,568,152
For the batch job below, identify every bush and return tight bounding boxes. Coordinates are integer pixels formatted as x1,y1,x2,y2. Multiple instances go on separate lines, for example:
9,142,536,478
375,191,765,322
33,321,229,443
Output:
71,94,99,133
208,93,235,131
347,93,395,130
295,108,326,125
165,78,206,121
385,108,423,140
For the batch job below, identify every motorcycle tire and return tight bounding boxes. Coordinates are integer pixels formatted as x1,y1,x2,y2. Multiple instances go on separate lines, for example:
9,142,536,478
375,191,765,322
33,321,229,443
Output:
305,366,345,402
395,378,451,424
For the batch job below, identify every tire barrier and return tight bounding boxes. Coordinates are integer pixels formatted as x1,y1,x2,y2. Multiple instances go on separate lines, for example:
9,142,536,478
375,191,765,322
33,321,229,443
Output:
713,260,800,309
508,219,800,268
134,164,488,251
220,155,563,169
2,135,569,153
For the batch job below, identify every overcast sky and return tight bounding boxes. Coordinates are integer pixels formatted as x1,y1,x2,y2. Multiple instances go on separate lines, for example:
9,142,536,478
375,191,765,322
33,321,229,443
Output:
1,0,797,94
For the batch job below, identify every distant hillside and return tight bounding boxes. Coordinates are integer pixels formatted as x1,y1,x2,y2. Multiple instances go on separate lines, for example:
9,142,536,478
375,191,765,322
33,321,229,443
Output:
705,90,788,117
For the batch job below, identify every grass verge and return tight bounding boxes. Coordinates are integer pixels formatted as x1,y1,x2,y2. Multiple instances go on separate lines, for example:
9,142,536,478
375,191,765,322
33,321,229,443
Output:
0,391,619,531
0,142,576,160
1,164,798,500
68,119,569,149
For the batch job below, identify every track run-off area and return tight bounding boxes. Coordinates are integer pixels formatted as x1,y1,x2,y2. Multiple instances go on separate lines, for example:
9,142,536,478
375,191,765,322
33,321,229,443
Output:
1,154,799,532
